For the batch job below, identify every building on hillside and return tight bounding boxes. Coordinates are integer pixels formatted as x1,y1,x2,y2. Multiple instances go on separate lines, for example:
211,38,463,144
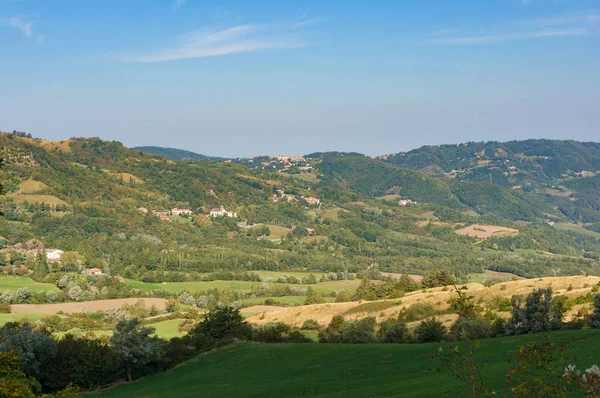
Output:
210,206,237,218
138,207,149,214
302,196,320,206
46,249,64,263
159,215,171,222
305,227,315,236
398,199,417,206
85,267,103,276
171,208,192,216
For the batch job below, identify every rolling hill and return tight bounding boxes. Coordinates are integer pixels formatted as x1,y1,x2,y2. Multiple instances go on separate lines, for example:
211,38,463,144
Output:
88,330,600,398
133,146,228,162
2,132,600,282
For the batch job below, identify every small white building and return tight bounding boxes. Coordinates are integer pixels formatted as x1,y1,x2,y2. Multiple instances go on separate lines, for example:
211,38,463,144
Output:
398,199,417,206
46,249,64,263
302,196,320,206
84,267,103,276
210,206,237,218
172,208,192,216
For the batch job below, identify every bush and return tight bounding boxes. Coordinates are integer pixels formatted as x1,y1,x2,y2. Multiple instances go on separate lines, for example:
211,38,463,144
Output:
186,306,252,350
415,317,447,343
300,319,321,330
341,317,376,344
450,317,492,341
383,322,409,343
0,302,10,313
398,302,436,322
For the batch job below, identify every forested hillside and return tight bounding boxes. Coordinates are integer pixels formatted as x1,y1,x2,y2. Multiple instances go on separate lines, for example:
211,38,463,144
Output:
2,132,600,282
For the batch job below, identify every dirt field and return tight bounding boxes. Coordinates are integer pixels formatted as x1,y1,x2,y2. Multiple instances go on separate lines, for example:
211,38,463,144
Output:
10,298,168,314
380,272,423,282
455,224,519,239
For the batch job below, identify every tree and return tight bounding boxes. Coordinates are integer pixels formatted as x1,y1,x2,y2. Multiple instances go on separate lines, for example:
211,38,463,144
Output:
505,287,559,335
0,322,57,382
383,322,409,343
588,294,600,329
110,318,162,382
44,335,120,391
186,306,252,350
415,317,447,343
341,317,376,344
422,269,457,288
0,351,38,398
304,288,325,305
17,287,31,303
354,278,378,301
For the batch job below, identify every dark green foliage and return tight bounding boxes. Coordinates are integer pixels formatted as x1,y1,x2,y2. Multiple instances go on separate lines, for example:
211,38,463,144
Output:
186,306,252,350
415,317,447,343
44,335,120,391
0,322,57,381
421,269,457,288
588,294,600,329
110,318,162,382
382,321,409,343
450,317,492,341
505,288,562,335
253,322,311,343
300,319,321,330
341,317,377,344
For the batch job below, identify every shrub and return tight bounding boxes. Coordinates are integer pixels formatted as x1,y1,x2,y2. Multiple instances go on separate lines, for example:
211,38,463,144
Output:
450,317,492,341
415,317,447,343
341,317,376,344
588,294,600,329
345,301,397,315
300,319,321,330
383,321,409,343
0,302,10,313
186,306,252,350
398,302,436,322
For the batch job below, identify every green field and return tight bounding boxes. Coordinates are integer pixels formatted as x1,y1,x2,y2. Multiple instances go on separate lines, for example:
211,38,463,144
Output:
0,312,49,326
0,275,59,293
88,330,600,398
127,279,360,295
555,223,600,239
150,319,187,339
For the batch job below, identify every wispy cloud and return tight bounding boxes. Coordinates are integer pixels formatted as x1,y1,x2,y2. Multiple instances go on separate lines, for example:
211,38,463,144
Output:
172,0,185,11
427,10,599,45
1,16,44,41
125,20,315,63
2,16,32,36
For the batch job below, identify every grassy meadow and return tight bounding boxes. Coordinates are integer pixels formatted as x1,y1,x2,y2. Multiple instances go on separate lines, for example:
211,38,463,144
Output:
0,275,59,293
89,329,600,398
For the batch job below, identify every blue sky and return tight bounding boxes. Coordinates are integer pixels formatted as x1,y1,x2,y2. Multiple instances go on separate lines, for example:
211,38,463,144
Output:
1,0,598,157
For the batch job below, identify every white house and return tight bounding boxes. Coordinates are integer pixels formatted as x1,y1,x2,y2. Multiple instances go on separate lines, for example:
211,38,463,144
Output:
84,267,103,276
302,196,320,206
46,249,64,263
210,206,237,218
398,199,417,206
171,208,192,216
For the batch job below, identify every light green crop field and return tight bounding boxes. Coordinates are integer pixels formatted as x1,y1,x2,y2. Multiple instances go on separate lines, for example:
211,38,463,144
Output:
88,330,600,398
0,312,49,326
0,275,59,293
555,223,600,239
126,278,361,295
150,319,187,339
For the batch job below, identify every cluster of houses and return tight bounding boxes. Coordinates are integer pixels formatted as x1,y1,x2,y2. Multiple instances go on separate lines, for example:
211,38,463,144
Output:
272,190,321,206
138,207,192,222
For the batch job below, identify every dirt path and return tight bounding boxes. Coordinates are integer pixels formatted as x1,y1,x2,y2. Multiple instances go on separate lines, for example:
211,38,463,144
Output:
11,298,168,314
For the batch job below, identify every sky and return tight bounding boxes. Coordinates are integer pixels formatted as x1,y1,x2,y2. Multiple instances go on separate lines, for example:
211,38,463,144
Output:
0,0,599,158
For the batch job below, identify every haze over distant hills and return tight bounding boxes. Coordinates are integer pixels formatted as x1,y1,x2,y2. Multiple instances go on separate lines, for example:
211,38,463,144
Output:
133,146,228,162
